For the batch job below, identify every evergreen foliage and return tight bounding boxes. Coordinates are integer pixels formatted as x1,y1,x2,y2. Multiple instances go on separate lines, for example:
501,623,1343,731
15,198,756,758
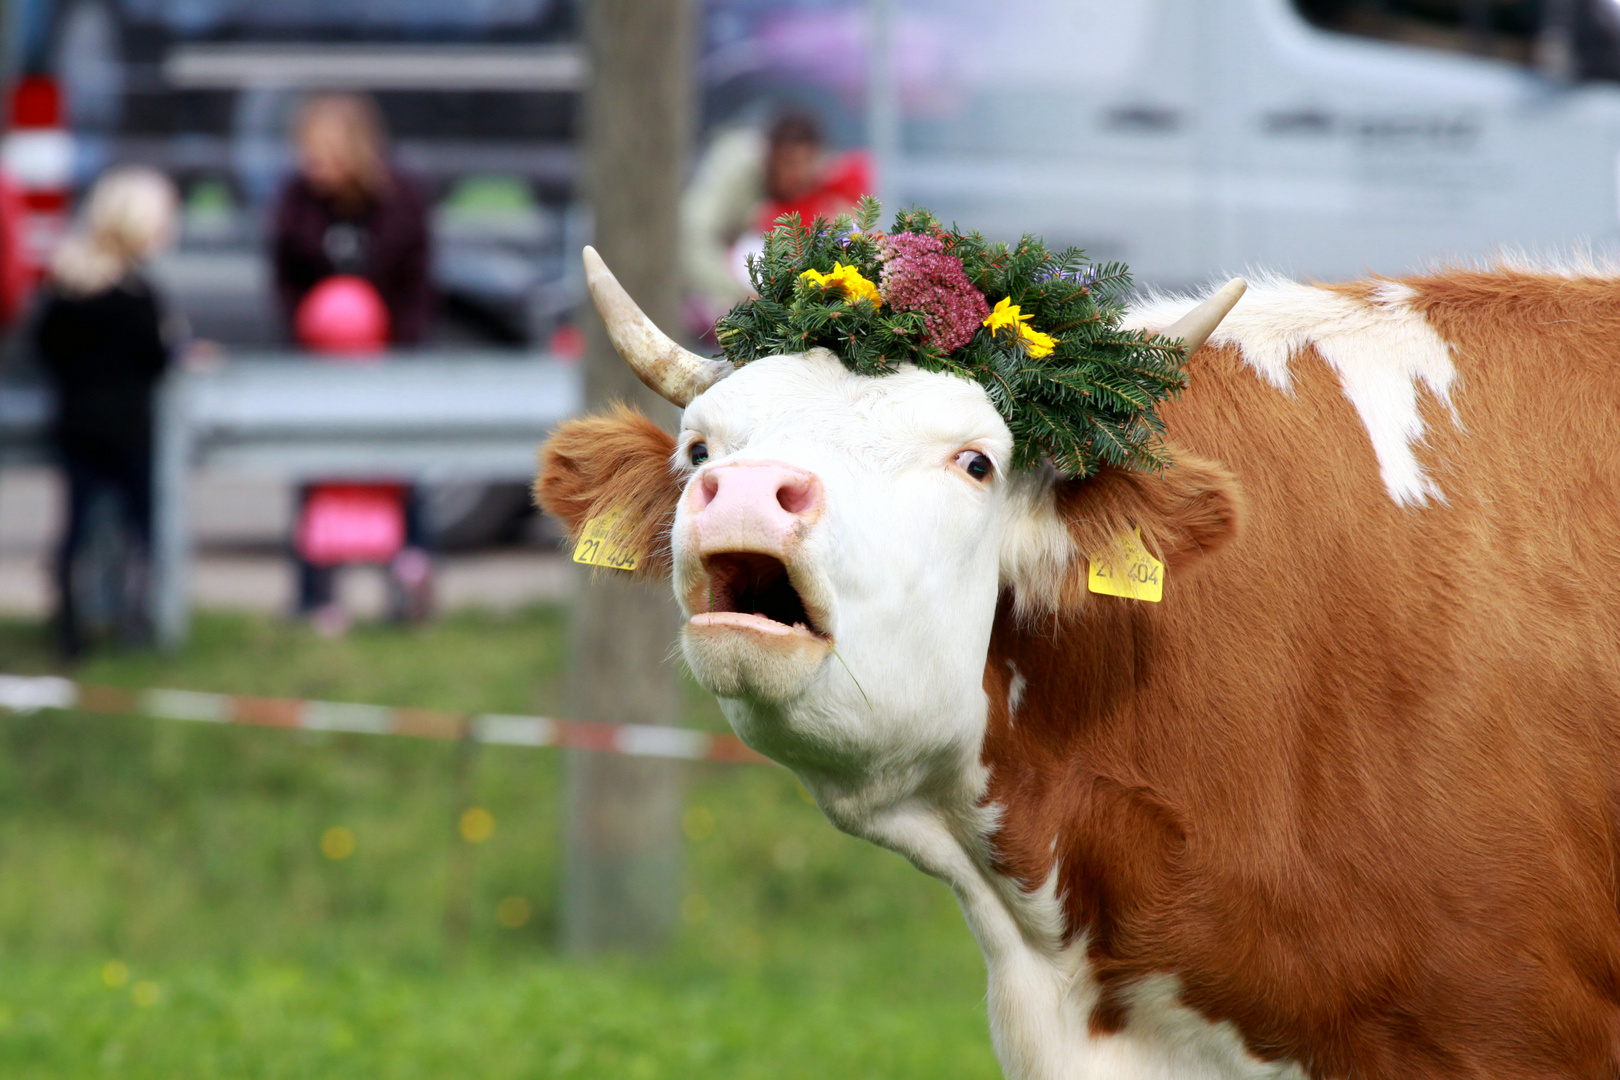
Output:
713,198,1188,476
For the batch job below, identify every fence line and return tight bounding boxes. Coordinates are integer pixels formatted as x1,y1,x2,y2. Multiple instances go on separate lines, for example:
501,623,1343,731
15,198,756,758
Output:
0,675,767,765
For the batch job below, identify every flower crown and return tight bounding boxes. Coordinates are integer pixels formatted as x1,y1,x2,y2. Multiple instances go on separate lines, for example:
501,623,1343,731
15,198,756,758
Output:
713,198,1188,477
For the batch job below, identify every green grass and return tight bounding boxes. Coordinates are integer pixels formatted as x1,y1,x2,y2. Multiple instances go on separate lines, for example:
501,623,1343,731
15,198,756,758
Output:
0,610,998,1079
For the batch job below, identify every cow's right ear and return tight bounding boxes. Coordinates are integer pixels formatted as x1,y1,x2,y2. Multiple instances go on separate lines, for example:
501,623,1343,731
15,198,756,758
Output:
533,403,683,579
1001,445,1244,614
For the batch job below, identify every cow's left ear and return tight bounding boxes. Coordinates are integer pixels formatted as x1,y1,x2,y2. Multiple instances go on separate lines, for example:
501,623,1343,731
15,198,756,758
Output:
533,403,683,579
1001,444,1244,613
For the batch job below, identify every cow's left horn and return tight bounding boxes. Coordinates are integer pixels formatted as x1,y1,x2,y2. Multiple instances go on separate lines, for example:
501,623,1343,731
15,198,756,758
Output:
1159,278,1247,357
582,245,732,407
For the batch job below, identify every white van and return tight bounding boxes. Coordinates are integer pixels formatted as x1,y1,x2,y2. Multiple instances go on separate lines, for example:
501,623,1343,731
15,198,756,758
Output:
708,0,1620,288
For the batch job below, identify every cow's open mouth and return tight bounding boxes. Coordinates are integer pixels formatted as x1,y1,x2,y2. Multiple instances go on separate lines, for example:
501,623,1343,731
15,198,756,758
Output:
694,552,827,639
682,551,833,699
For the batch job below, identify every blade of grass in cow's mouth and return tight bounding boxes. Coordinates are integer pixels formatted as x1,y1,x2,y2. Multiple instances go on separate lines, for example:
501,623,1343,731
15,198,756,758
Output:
703,552,824,636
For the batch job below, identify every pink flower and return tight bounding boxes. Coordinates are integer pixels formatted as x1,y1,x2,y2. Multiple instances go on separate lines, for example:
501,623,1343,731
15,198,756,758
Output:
877,232,989,353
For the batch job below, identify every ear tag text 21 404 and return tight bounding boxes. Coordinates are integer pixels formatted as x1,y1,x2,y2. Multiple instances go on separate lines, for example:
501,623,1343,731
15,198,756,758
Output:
1087,528,1164,602
572,509,639,571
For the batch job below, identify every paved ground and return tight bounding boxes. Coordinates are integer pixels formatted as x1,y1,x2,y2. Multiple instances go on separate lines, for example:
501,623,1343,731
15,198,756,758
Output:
0,467,576,620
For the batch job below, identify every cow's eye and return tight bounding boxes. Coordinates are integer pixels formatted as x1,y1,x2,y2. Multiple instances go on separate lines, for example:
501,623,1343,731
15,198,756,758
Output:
689,441,710,466
955,450,993,481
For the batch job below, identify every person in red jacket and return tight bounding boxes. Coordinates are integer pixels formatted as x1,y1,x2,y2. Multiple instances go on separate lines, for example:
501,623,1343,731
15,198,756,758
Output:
680,109,870,335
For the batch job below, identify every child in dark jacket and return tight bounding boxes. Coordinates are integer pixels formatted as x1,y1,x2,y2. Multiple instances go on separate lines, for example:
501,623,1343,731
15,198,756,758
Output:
36,166,178,657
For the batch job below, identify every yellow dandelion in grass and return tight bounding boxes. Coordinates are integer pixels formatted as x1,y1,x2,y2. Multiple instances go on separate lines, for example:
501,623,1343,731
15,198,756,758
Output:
799,262,883,307
320,826,356,861
496,896,531,929
459,806,495,844
983,297,1058,358
131,981,160,1007
101,960,129,988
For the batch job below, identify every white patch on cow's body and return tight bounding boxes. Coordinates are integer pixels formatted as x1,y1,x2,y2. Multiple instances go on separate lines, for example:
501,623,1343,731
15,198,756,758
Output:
1005,660,1027,724
1126,276,1461,507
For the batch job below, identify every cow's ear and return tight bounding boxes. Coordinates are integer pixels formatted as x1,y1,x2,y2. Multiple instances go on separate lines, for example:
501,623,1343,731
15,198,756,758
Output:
1002,445,1244,614
533,403,683,579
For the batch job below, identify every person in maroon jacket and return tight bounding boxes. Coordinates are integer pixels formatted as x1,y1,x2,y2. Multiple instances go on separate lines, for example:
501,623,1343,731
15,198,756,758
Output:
272,93,435,629
272,92,432,345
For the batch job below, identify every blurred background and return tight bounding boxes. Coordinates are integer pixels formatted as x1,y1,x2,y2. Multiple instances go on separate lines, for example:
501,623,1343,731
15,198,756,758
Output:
1,0,1620,1075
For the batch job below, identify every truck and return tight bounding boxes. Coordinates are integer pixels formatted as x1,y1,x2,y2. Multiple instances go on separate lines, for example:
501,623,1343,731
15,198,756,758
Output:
705,0,1620,288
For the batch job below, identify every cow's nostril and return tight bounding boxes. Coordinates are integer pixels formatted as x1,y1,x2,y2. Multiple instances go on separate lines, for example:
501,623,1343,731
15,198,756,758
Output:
694,470,720,509
777,477,818,516
692,463,819,521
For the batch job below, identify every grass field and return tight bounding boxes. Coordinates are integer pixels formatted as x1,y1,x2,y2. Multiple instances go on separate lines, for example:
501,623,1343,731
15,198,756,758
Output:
0,609,999,1079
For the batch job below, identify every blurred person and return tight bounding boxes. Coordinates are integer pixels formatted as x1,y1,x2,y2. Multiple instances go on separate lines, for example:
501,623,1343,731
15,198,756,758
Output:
273,92,432,345
272,93,434,632
680,109,869,334
35,166,178,658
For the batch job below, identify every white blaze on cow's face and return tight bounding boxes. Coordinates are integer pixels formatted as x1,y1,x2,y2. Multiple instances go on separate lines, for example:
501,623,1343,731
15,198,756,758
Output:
672,348,1037,777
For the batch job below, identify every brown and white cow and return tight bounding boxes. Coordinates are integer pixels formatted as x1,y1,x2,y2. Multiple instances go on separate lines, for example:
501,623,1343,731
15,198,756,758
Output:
536,249,1620,1080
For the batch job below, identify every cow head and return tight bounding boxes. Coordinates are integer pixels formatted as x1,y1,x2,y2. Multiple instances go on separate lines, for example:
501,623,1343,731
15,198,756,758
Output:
537,249,1244,807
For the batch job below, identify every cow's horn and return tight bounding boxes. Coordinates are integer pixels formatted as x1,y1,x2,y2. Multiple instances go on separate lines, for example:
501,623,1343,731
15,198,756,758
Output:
1159,278,1247,357
581,245,732,407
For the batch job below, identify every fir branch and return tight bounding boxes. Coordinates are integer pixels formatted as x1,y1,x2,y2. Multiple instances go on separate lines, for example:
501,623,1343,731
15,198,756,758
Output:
854,195,882,234
708,200,1189,478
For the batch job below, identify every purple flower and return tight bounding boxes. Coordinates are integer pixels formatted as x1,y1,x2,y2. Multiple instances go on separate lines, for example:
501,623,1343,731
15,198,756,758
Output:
1038,264,1098,285
877,232,989,353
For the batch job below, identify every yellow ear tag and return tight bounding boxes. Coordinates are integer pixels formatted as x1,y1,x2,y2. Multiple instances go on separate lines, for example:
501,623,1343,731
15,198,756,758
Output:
1087,528,1165,602
572,509,639,571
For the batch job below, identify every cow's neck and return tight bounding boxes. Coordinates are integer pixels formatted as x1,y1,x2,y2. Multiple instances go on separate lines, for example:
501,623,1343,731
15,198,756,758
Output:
725,663,1055,939
793,599,1283,1080
952,602,1301,1080
735,694,1007,894
978,596,1157,931
717,617,1106,1078
772,696,1090,1080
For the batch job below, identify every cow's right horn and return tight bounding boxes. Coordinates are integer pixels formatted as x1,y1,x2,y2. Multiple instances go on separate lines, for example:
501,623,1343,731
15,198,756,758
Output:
1159,278,1247,357
582,246,733,407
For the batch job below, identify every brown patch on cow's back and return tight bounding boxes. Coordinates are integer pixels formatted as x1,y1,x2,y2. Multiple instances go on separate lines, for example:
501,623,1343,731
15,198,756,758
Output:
977,275,1620,1078
533,403,684,578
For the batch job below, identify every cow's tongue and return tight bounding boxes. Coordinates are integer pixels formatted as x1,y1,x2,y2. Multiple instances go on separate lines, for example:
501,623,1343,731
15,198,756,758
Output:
705,552,814,632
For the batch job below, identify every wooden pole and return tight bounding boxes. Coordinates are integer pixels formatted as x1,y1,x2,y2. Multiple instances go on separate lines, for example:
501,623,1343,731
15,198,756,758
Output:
561,0,691,954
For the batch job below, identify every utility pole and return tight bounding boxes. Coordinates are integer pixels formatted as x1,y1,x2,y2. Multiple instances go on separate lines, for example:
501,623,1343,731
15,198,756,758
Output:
562,0,691,953
866,0,898,212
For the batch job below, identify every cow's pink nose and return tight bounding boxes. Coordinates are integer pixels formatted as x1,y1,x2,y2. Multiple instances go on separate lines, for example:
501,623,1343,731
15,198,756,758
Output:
687,462,823,547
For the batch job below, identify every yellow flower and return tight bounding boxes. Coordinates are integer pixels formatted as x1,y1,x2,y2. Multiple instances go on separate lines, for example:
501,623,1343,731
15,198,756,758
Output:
800,262,883,308
983,297,1058,358
981,296,1024,334
1020,326,1058,359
